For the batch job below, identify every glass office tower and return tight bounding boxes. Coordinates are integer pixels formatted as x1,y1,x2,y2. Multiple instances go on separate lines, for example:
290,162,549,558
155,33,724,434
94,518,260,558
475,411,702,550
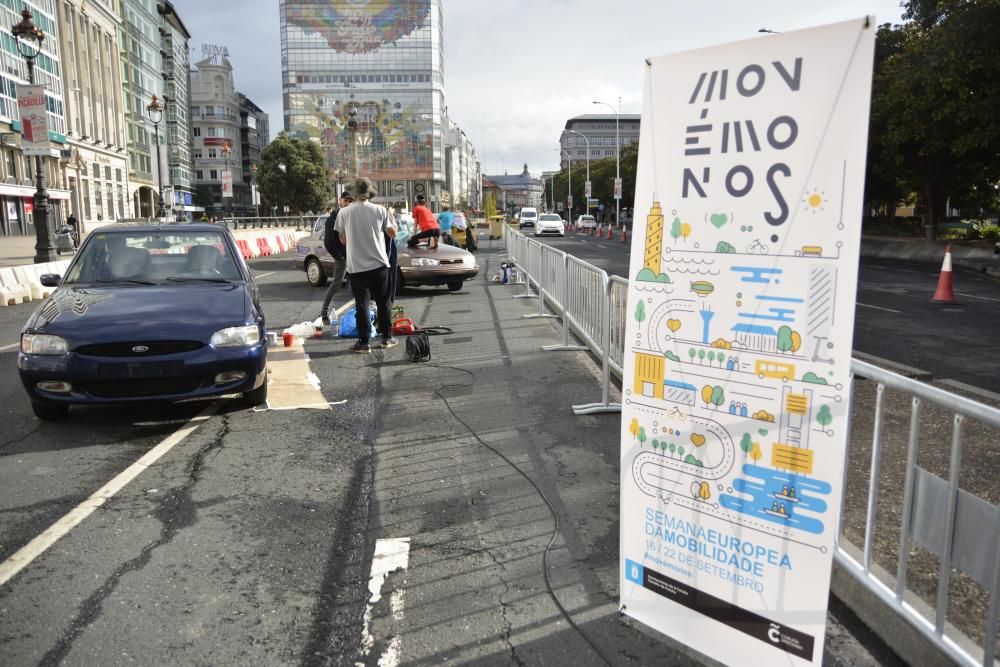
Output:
280,0,445,208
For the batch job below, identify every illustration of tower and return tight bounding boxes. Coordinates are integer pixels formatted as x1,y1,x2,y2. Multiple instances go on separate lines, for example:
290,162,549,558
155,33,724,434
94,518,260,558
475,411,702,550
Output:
644,201,664,274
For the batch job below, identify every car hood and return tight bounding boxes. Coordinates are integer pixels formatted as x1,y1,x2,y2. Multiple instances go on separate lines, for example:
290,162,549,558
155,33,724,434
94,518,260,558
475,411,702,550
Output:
400,243,476,267
25,284,252,342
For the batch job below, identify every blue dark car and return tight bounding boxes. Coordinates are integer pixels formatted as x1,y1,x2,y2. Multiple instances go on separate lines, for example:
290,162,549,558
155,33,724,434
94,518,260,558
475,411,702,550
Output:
18,225,267,420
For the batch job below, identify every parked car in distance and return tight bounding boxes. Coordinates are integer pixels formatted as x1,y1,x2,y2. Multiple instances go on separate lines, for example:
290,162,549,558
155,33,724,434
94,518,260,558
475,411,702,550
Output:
17,225,268,420
534,213,565,237
518,207,538,229
576,214,597,229
295,213,479,292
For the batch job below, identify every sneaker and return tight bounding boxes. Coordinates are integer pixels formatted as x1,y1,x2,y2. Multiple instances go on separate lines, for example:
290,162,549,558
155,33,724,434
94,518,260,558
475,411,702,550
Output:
350,341,370,354
321,315,331,326
379,337,399,349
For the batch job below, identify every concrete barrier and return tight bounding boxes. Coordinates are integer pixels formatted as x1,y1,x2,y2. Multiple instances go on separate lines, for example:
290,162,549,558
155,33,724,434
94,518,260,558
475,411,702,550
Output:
862,237,1000,276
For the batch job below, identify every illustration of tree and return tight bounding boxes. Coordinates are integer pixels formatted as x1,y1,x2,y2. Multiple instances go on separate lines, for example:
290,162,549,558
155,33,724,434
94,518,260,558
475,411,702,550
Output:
638,427,647,448
635,300,646,323
777,326,793,353
629,418,639,440
669,443,676,456
698,349,706,364
707,350,715,365
749,442,763,463
710,385,725,410
790,330,802,353
817,405,833,428
681,222,691,243
670,217,682,243
651,439,659,453
688,348,696,363
700,385,713,407
740,432,753,456
678,446,685,458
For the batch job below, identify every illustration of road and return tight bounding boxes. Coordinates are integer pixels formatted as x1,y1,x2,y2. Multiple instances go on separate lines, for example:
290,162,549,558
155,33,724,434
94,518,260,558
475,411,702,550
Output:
645,299,698,352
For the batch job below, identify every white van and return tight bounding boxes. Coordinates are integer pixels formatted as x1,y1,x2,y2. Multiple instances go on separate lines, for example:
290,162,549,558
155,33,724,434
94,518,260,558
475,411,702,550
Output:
518,207,538,229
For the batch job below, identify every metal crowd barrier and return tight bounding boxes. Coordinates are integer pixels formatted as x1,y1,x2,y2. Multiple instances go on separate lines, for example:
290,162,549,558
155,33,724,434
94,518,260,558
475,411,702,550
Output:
502,224,1000,666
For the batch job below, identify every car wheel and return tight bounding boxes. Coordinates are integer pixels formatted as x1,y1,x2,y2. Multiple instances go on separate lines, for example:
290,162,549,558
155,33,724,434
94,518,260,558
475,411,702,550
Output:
306,257,327,286
447,281,463,292
32,401,69,421
242,380,268,408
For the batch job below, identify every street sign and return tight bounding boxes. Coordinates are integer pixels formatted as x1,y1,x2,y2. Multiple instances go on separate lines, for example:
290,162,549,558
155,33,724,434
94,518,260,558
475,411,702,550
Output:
222,169,233,198
585,180,592,198
613,177,622,200
567,194,573,208
619,18,875,666
17,85,50,157
556,202,564,212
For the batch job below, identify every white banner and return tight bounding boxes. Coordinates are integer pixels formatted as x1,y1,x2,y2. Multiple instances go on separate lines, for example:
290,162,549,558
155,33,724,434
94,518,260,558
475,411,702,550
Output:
585,180,592,198
614,177,622,200
620,19,874,666
17,85,50,157
222,169,233,198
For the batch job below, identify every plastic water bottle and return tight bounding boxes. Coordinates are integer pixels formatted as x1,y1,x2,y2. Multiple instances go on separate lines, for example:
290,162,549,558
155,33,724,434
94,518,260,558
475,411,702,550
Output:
330,315,339,337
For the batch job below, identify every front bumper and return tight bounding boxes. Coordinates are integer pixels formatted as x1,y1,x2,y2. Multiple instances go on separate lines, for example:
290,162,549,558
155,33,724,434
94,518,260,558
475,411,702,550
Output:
18,342,267,405
400,266,479,286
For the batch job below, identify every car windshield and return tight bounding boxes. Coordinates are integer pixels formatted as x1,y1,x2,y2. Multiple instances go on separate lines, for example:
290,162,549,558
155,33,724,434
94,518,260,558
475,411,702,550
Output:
581,216,595,221
64,230,242,285
521,212,536,218
539,214,561,221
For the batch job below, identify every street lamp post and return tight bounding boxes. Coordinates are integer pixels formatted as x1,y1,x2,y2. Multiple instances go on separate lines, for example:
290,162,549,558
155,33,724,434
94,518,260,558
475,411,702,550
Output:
12,8,56,263
559,149,573,222
334,167,348,198
593,97,621,227
565,129,590,218
145,95,166,219
346,103,359,177
221,142,232,218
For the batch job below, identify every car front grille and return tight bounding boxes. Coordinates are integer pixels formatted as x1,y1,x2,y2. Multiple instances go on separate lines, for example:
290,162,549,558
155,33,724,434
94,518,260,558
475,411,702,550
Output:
76,341,204,357
80,377,204,398
438,258,464,265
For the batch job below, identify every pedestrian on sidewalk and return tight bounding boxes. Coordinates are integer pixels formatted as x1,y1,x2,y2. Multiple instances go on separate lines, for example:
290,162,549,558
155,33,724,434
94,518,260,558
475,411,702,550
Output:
335,177,398,353
319,190,354,325
407,194,439,249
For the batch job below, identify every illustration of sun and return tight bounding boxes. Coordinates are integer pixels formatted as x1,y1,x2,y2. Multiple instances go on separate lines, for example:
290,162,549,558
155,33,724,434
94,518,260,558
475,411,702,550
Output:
803,189,827,214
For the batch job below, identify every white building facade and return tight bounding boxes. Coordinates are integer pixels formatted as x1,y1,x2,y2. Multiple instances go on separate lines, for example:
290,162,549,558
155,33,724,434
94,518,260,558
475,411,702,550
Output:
190,54,242,215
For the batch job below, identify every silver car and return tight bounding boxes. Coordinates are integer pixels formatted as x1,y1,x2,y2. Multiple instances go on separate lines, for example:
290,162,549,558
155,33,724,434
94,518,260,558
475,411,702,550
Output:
294,214,479,292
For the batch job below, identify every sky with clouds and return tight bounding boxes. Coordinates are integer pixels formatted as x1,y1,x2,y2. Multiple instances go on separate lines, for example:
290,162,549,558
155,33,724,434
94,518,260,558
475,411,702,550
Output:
171,0,905,178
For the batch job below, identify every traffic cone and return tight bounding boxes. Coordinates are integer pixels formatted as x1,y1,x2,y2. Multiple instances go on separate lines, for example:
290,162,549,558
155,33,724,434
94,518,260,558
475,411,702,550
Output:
932,244,955,302
606,225,613,239
620,227,628,243
589,224,595,236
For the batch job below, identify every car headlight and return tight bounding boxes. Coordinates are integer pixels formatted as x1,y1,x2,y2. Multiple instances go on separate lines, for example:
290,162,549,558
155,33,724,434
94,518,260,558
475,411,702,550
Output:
411,257,440,267
210,325,261,348
21,333,69,355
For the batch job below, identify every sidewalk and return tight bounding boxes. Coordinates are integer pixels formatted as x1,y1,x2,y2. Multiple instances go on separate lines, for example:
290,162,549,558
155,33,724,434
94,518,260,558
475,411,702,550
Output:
358,243,901,665
0,235,69,268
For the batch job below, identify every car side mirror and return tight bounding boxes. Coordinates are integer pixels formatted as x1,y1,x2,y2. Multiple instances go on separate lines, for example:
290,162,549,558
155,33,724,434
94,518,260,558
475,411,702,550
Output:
40,274,61,287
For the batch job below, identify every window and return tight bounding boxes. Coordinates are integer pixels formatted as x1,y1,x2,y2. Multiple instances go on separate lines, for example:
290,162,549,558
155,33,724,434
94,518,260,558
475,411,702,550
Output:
116,168,122,182
207,127,217,137
196,170,203,179
209,169,218,179
192,150,202,159
82,179,91,218
105,166,111,181
207,149,216,159
193,127,201,137
5,149,16,179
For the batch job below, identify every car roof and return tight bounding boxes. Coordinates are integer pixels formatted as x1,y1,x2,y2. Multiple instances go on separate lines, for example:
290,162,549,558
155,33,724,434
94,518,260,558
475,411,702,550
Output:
93,224,227,233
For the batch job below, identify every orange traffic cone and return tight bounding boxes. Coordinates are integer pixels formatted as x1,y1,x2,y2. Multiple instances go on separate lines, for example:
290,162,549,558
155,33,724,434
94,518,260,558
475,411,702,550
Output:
606,225,613,239
932,244,955,302
620,227,628,243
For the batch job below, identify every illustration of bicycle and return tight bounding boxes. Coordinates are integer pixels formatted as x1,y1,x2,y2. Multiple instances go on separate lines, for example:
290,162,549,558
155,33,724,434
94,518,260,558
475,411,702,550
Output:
746,239,769,254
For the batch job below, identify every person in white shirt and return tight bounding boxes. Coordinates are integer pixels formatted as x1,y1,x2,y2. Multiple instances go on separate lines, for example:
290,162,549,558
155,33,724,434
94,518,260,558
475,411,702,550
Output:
335,177,398,353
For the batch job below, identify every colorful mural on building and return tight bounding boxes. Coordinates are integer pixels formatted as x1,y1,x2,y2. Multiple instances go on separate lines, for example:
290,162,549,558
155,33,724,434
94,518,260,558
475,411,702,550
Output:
285,0,432,54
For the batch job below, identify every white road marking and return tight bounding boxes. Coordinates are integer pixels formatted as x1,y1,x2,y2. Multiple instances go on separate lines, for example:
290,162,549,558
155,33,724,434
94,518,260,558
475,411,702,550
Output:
253,271,275,279
0,404,217,587
0,341,19,352
898,269,917,273
857,302,900,313
955,292,1000,302
596,244,608,249
360,537,410,666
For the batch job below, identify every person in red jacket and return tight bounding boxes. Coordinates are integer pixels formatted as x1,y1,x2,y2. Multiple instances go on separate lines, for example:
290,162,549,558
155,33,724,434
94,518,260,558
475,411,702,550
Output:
408,194,440,249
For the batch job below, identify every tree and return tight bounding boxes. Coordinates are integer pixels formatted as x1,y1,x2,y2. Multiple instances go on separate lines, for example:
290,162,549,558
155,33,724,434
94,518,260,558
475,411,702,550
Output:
777,326,793,354
670,217,682,242
629,417,639,440
257,132,332,215
681,222,691,243
698,349,706,364
817,405,833,428
707,350,715,365
635,300,646,323
701,385,713,407
669,443,676,456
749,442,763,463
651,439,659,453
868,3,1000,237
638,427,647,448
710,386,725,410
740,433,753,456
688,348,696,363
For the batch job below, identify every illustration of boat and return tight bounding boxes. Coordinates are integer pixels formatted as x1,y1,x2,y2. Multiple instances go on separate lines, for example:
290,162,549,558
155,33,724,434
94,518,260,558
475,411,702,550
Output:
690,280,714,297
763,502,791,519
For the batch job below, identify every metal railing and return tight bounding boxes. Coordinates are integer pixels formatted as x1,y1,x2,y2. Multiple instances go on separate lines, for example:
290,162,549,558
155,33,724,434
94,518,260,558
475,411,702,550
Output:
502,224,1000,666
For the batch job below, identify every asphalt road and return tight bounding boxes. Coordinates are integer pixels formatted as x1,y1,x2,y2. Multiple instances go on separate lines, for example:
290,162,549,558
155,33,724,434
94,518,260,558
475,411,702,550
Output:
0,246,903,666
529,229,1000,393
